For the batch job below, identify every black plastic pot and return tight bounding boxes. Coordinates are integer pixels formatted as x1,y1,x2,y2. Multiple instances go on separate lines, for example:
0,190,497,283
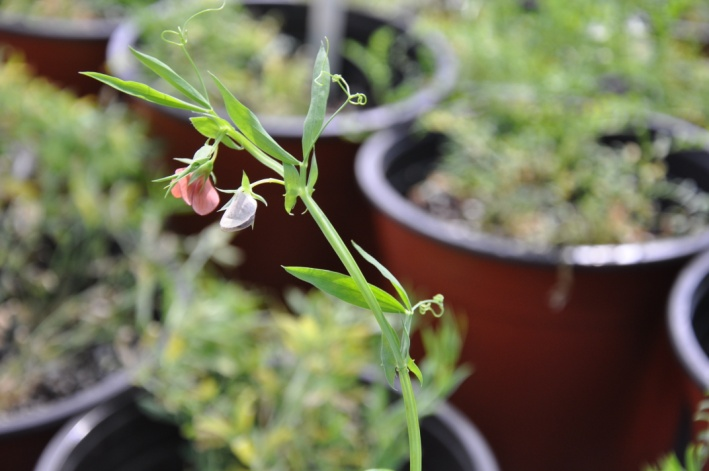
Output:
668,249,709,391
0,370,133,471
34,393,499,471
103,0,457,295
354,115,709,471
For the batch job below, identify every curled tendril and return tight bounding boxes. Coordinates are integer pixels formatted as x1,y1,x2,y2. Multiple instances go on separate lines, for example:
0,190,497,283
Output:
412,294,445,318
348,93,367,106
161,29,186,47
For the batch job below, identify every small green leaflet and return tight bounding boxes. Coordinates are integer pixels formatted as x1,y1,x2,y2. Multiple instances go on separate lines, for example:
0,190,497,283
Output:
190,116,240,150
352,241,411,311
210,73,299,166
283,267,407,314
408,357,423,386
80,72,209,114
129,47,210,109
307,154,319,194
283,164,300,214
302,42,330,160
381,335,398,388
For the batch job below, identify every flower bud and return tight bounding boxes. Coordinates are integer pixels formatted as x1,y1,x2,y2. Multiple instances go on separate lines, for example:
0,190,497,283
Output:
220,190,257,232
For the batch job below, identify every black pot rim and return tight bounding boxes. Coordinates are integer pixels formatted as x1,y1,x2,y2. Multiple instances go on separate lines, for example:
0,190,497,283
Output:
668,249,709,390
0,12,119,40
354,114,709,268
34,391,499,471
427,401,500,471
104,0,458,138
0,369,132,438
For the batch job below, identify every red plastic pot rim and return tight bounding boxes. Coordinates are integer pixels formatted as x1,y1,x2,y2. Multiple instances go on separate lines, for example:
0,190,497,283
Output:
354,115,709,268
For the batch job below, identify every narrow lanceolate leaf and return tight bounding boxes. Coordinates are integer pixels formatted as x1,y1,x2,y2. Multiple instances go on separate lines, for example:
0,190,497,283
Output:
283,164,300,214
210,73,299,165
408,357,423,386
283,267,407,314
302,42,331,160
307,154,319,194
381,336,398,388
81,72,209,114
353,241,412,311
130,47,210,108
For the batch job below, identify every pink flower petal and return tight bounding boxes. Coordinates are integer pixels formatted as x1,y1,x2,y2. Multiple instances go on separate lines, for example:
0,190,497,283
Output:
191,178,220,215
171,168,187,199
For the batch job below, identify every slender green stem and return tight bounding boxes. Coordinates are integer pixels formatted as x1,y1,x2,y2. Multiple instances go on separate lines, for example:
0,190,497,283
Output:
399,372,422,471
300,191,422,471
222,126,284,177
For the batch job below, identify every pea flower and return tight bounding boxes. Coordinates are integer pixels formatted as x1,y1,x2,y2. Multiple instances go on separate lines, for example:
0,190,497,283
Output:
170,167,220,215
220,189,257,232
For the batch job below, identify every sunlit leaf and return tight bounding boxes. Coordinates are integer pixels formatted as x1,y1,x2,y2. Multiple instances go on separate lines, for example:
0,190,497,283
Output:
283,164,300,214
408,357,423,386
283,266,407,314
210,73,299,165
130,47,210,108
302,41,330,160
353,241,411,311
307,154,319,193
81,72,209,113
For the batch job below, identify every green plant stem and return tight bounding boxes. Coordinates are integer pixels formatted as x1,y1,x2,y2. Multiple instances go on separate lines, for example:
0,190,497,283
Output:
221,122,284,177
300,191,422,471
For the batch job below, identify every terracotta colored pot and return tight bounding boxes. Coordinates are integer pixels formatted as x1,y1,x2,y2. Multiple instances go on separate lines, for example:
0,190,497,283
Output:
0,13,118,96
103,0,457,295
354,117,709,471
0,371,132,471
34,391,500,471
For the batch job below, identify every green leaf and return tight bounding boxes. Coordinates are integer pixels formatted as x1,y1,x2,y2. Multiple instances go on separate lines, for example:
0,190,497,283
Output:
190,116,228,139
353,241,412,311
302,41,331,160
210,73,299,165
283,164,300,214
189,117,240,149
381,338,398,388
130,47,210,108
283,266,407,314
81,72,210,113
307,154,319,194
408,357,424,386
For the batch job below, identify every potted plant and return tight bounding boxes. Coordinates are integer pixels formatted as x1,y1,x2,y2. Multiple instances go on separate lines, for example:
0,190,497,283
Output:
0,0,155,95
34,280,498,470
668,246,709,395
101,0,457,294
80,1,480,467
354,1,709,470
0,56,174,471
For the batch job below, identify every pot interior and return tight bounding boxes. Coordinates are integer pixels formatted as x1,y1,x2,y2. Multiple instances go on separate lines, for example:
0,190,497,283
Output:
37,395,486,471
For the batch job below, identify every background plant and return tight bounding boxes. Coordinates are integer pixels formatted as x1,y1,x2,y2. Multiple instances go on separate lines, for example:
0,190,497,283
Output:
0,0,154,20
412,0,709,248
137,275,466,471
0,56,171,414
126,0,435,117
